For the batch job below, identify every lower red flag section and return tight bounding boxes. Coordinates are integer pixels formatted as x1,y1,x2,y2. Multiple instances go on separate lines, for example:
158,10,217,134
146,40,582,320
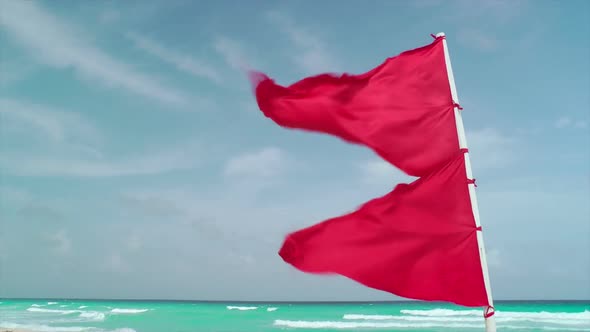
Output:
250,37,459,178
278,151,489,307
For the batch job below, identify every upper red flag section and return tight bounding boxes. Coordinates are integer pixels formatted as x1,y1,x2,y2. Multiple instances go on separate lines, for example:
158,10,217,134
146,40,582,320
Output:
279,152,489,307
250,37,458,177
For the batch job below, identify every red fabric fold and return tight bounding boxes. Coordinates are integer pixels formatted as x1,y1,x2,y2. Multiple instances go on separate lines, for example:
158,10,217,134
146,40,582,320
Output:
278,152,488,307
251,37,458,177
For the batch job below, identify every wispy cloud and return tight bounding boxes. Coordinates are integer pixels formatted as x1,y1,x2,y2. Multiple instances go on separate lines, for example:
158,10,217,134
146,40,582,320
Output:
0,145,200,177
419,0,528,51
458,29,499,51
555,116,588,130
102,252,130,274
359,159,416,187
46,229,72,255
0,97,201,177
0,59,38,87
466,128,516,170
452,0,528,23
556,116,573,129
99,8,120,25
126,233,143,252
213,36,252,71
224,147,288,178
0,98,101,145
266,11,340,74
0,1,189,107
0,186,32,209
126,32,222,84
486,248,502,268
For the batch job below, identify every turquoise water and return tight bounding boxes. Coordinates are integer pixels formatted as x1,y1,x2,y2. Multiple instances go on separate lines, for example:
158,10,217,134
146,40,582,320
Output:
0,299,588,332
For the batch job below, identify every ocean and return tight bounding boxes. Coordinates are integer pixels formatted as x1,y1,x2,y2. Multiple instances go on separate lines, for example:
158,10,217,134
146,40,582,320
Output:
0,300,588,332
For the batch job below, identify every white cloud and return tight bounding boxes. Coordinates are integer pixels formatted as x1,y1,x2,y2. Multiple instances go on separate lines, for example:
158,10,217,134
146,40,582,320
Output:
213,36,252,71
0,1,188,107
47,229,72,255
452,0,528,23
0,145,200,177
555,116,588,130
486,248,502,268
266,11,340,74
103,253,130,274
458,29,498,51
224,147,288,178
555,116,572,129
0,98,101,145
0,186,32,209
99,9,120,24
127,233,143,252
0,59,38,87
0,97,201,178
466,128,515,170
127,32,222,84
359,159,416,186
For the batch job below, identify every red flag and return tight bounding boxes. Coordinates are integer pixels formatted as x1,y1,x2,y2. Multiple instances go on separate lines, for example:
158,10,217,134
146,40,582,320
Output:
251,37,458,177
279,151,489,307
250,36,490,308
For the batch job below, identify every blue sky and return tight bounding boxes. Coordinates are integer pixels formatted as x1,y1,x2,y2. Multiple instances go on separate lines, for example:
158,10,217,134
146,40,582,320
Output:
0,0,589,301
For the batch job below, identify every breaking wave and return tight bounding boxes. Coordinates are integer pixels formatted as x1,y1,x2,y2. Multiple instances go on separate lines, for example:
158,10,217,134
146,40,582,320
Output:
396,309,590,325
79,311,106,321
27,307,79,314
226,306,258,311
275,320,589,331
278,308,590,330
267,307,278,312
0,322,91,332
400,308,481,316
0,322,136,332
110,308,149,314
275,320,485,329
343,314,396,320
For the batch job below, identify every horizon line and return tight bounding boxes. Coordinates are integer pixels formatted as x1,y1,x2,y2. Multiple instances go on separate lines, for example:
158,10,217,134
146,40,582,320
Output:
1,298,589,303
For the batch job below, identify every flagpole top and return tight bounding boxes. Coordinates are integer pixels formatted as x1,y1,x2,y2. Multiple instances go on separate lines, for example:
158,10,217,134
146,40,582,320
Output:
435,32,446,38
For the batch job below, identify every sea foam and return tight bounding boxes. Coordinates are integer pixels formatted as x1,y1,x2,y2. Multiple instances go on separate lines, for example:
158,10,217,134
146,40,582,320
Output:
79,311,106,321
341,309,590,329
110,308,149,314
226,306,258,311
0,322,90,332
275,319,590,330
27,307,79,314
274,319,484,329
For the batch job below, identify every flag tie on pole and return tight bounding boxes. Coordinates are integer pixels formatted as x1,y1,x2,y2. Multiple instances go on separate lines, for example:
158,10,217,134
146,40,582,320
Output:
484,306,495,318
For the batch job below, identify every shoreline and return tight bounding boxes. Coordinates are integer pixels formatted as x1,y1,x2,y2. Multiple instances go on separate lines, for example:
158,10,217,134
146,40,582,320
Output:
0,329,34,332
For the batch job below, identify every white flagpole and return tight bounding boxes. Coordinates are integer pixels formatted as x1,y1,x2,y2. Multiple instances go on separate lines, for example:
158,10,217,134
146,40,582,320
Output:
436,32,497,332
